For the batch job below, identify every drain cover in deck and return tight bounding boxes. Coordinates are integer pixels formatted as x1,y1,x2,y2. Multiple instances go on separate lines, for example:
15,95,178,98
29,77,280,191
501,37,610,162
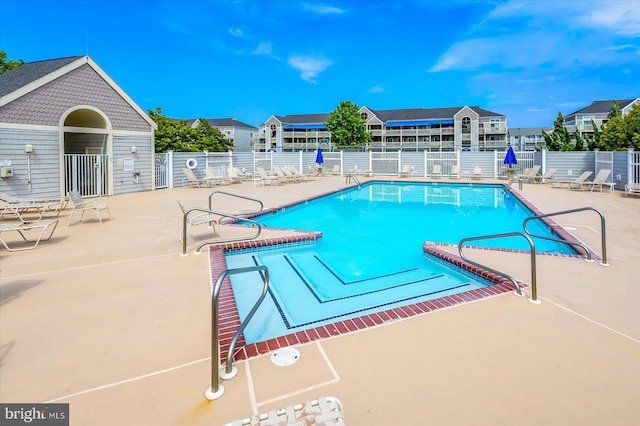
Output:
271,347,300,367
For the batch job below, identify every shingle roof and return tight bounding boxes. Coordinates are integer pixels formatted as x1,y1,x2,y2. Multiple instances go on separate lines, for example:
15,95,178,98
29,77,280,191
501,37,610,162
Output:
272,106,504,125
201,118,257,129
565,99,635,117
0,56,83,98
370,106,504,122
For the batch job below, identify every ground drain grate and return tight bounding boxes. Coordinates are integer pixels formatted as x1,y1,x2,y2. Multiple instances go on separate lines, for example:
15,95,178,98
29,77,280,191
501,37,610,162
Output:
270,347,300,366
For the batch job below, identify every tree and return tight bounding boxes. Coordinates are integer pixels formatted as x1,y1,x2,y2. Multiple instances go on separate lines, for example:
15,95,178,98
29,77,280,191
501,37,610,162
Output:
599,115,627,151
573,131,585,151
0,51,25,74
587,119,603,151
609,100,621,119
543,112,573,151
325,101,371,150
148,107,233,153
624,103,640,150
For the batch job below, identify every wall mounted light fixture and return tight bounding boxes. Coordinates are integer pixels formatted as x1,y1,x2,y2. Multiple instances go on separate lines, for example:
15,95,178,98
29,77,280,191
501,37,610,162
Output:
130,146,137,153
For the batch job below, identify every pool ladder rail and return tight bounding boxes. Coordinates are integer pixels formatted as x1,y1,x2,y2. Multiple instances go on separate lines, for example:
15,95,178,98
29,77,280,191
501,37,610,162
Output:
345,173,361,187
458,206,608,304
181,191,265,255
206,265,270,400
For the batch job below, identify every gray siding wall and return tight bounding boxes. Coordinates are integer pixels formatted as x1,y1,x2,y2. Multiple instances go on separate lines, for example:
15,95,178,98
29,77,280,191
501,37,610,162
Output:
460,152,494,176
0,64,152,132
0,128,61,198
112,134,154,194
545,152,595,181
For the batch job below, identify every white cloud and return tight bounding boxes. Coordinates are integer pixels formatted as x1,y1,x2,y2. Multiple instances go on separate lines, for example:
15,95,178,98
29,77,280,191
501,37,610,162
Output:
253,42,272,55
368,85,387,93
228,27,244,37
302,3,347,14
288,55,333,83
579,1,640,36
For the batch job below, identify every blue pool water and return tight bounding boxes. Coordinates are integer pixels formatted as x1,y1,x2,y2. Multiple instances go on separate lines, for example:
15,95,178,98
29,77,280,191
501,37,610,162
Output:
225,182,575,343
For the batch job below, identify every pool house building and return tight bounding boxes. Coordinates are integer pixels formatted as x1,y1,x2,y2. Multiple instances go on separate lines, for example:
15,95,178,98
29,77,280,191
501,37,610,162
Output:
256,105,508,153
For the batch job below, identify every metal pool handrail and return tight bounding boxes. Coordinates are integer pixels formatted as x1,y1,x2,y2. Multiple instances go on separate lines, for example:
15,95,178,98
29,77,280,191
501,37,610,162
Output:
206,265,270,401
522,207,608,266
181,207,262,255
345,173,361,187
208,190,264,215
458,232,539,304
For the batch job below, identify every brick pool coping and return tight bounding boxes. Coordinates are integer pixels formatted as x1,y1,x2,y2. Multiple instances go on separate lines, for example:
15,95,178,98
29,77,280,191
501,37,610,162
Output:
208,183,595,364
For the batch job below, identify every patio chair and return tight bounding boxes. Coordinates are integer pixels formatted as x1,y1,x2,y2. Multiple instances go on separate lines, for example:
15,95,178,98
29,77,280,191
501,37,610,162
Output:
256,168,283,185
177,201,221,242
182,168,215,188
550,171,593,189
399,165,412,177
471,167,484,179
67,190,111,225
584,169,614,192
450,165,461,179
203,168,226,186
0,192,68,220
516,165,541,183
329,164,341,175
226,167,243,184
284,166,307,182
531,168,557,184
0,219,59,251
290,165,314,181
624,183,640,197
280,166,303,183
431,164,442,178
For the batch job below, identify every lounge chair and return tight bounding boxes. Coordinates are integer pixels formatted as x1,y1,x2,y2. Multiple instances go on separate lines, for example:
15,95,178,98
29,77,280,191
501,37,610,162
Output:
177,201,221,242
182,168,215,188
329,164,341,175
624,183,640,197
67,190,111,225
450,165,460,179
584,169,615,192
256,168,283,185
0,192,68,220
226,167,243,184
281,166,303,183
290,165,314,181
516,165,541,183
532,168,557,184
272,165,295,183
0,219,59,251
550,171,593,189
203,168,226,186
471,167,484,179
399,165,412,177
431,164,442,178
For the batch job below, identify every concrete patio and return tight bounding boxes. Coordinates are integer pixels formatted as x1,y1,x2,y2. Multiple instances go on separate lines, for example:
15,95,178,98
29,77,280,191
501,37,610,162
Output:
1,176,639,425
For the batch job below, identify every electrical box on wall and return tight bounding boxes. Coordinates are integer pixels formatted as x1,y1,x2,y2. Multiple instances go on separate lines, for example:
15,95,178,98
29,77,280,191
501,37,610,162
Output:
1,167,14,178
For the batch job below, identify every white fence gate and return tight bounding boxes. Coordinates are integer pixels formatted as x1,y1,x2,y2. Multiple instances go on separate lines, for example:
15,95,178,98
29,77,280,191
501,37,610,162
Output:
371,151,400,175
154,153,170,189
64,154,108,197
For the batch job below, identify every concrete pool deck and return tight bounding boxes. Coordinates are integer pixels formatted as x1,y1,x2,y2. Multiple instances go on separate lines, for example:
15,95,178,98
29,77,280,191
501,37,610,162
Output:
1,176,639,425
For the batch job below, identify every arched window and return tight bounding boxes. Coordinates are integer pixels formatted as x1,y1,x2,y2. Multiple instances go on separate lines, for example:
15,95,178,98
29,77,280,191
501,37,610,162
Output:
270,124,277,137
461,117,471,134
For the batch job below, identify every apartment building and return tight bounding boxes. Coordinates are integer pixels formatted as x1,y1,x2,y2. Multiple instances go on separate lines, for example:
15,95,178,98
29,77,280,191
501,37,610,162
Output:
256,105,508,152
564,98,640,137
186,118,258,152
508,127,550,151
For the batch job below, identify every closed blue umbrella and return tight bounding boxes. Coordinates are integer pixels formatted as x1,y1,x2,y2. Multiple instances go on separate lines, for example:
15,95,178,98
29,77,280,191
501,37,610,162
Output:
315,148,324,165
504,145,517,167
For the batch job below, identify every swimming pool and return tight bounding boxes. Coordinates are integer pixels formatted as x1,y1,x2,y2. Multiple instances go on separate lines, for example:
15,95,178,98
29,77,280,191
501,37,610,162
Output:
224,182,575,343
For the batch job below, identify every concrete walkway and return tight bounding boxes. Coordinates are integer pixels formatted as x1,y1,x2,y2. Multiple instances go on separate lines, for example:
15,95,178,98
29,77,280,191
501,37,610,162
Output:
1,176,639,425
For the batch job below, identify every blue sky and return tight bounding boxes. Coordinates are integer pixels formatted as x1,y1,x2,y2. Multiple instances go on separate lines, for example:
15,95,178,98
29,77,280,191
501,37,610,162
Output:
1,0,639,128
